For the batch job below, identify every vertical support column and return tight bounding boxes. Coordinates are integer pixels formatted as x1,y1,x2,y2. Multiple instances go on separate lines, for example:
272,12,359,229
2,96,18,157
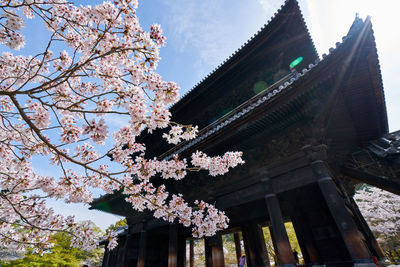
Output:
290,216,321,265
317,176,372,261
137,230,147,267
265,194,296,266
242,223,270,267
169,223,178,267
211,233,225,267
204,238,213,267
177,236,186,267
205,233,225,267
116,240,123,266
349,196,385,259
234,233,242,267
269,226,280,266
289,220,309,264
102,246,110,267
109,246,119,266
292,218,321,264
121,234,131,267
189,240,194,267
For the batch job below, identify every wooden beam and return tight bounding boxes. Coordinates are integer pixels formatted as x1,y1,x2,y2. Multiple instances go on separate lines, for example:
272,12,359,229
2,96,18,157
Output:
215,165,318,211
343,166,400,195
233,233,242,267
168,224,178,267
137,230,147,267
265,194,296,266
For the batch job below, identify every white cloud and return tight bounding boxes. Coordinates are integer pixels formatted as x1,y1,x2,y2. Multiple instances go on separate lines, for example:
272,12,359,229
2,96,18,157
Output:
257,0,281,13
161,0,232,67
160,0,281,74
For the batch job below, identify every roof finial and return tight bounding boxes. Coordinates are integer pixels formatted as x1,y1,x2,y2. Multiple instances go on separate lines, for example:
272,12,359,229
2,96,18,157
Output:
347,12,363,36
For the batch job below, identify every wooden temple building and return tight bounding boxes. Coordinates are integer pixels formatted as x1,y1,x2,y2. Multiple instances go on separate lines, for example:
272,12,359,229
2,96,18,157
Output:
91,0,399,266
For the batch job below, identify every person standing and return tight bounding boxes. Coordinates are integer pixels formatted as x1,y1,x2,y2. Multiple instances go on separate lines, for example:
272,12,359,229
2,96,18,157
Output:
293,250,299,265
239,255,246,267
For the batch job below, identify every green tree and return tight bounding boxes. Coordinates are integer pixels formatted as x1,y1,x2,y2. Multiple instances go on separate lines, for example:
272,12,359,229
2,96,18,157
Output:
0,232,103,267
105,218,127,233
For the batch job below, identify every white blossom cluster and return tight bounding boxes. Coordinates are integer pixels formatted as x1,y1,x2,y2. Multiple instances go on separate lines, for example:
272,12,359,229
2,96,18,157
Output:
355,187,400,240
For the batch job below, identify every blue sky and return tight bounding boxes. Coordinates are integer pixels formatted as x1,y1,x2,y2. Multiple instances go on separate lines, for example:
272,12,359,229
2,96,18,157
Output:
2,0,399,230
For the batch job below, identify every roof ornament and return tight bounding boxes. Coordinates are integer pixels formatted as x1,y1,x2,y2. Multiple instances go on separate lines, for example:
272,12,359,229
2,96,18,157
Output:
348,12,363,36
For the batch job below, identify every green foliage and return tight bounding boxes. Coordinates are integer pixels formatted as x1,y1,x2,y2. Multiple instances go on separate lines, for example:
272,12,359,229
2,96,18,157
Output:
381,237,400,264
0,232,103,267
105,218,127,233
222,233,240,266
193,239,205,266
263,223,303,266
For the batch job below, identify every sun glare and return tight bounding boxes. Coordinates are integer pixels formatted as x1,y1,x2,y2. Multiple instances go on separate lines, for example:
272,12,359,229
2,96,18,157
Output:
305,0,399,56
305,0,400,131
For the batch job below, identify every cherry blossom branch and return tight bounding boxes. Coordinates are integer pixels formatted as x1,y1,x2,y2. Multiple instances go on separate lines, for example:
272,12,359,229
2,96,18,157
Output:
0,0,244,252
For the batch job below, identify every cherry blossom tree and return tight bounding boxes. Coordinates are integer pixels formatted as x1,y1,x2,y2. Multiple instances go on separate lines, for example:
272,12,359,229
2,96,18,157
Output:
0,0,244,252
354,186,400,262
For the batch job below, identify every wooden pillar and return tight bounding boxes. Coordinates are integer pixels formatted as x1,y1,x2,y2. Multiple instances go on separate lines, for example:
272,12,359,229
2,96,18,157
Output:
269,226,280,266
189,240,194,267
137,230,147,267
109,246,118,266
289,221,309,264
290,216,321,265
317,176,372,261
242,223,269,267
122,236,132,267
169,223,178,267
204,238,213,267
102,246,110,267
205,233,225,267
349,197,385,259
121,234,130,267
211,233,225,267
116,240,123,266
265,194,296,266
234,233,242,267
177,237,186,267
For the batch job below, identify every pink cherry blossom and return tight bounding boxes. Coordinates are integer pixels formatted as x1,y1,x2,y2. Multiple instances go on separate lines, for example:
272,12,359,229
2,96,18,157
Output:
0,0,244,252
83,118,109,145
